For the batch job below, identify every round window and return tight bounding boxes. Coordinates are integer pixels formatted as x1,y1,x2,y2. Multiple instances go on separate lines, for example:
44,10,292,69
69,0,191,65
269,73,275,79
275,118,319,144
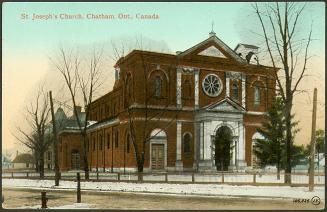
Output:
202,74,223,97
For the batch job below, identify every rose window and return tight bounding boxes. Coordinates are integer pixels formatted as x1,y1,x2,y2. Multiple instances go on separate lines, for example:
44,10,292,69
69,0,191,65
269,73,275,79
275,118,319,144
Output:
202,74,223,97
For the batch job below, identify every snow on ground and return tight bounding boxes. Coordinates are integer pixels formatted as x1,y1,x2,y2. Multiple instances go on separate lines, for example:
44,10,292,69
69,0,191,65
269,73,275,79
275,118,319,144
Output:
2,179,324,200
17,203,94,209
3,172,324,184
51,203,94,209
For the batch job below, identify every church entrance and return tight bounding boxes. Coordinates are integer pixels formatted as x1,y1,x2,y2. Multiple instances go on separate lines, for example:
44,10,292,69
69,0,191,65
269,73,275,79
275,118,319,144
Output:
214,126,233,171
71,150,80,170
151,144,164,170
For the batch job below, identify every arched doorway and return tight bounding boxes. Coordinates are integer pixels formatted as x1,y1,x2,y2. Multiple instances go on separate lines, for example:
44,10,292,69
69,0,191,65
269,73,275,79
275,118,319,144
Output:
252,132,264,168
71,149,80,170
150,129,167,171
214,126,233,171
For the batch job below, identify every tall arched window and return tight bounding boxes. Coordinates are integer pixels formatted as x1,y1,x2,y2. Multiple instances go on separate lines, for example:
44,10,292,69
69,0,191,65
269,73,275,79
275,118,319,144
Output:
115,131,119,148
93,138,95,151
183,80,192,98
252,132,264,168
126,134,130,153
154,75,162,97
99,135,103,150
183,133,192,153
107,134,110,149
125,74,132,107
232,80,239,100
254,86,260,106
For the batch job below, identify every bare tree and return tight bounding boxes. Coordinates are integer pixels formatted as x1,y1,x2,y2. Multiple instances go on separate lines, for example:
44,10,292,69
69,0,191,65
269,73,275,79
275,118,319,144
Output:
253,2,313,183
14,86,51,178
50,45,104,180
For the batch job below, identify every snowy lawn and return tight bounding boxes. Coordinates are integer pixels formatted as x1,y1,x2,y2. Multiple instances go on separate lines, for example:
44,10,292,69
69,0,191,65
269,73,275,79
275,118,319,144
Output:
17,203,94,209
2,178,324,200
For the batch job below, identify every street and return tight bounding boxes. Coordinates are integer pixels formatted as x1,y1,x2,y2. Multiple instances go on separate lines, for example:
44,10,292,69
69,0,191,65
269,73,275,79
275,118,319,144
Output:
2,188,324,210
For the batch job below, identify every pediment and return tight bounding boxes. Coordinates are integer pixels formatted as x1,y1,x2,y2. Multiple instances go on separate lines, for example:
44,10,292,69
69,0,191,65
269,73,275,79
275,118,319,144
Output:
178,35,247,64
205,98,245,113
198,46,227,58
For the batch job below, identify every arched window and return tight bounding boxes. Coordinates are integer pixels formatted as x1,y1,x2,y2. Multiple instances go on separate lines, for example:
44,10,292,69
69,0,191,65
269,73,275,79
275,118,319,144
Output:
252,132,264,168
254,86,260,106
232,80,239,100
125,74,132,107
183,133,192,153
99,135,103,150
154,75,162,97
107,134,110,149
183,79,192,98
126,134,130,153
115,131,119,148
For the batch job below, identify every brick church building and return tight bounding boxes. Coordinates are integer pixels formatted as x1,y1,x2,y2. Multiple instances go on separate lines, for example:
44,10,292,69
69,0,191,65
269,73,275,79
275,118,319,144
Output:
58,31,277,172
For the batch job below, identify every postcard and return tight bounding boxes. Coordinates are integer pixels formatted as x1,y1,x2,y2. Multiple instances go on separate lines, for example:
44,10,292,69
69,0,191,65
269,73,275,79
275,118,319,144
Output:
2,2,325,210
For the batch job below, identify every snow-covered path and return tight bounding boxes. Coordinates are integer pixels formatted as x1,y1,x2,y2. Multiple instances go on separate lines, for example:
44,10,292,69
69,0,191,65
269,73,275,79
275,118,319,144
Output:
2,178,324,200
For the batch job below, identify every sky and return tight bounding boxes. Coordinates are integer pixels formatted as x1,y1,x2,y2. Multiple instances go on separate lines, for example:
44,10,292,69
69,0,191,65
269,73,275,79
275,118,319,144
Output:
2,2,325,153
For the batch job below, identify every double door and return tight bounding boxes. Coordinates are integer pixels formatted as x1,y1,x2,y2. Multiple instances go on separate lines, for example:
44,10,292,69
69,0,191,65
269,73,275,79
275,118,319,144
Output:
151,144,164,170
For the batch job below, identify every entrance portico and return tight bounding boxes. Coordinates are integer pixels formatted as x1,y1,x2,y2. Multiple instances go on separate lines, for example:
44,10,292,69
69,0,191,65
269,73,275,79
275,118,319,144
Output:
195,98,247,172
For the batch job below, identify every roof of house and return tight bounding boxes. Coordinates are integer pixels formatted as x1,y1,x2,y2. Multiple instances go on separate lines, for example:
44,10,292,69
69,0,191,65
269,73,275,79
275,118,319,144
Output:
12,153,35,163
234,43,259,51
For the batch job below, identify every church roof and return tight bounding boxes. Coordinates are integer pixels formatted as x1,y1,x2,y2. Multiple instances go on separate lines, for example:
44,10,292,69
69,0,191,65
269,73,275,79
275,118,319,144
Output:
177,33,247,64
115,32,250,67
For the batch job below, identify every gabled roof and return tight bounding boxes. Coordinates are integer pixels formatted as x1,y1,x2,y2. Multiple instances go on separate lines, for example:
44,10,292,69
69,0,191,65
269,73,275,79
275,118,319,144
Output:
204,97,245,113
12,153,34,163
234,43,259,51
178,34,247,64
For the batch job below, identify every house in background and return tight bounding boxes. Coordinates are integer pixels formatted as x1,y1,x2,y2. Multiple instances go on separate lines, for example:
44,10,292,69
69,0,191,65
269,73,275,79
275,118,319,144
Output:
11,153,35,169
43,107,72,170
2,155,12,169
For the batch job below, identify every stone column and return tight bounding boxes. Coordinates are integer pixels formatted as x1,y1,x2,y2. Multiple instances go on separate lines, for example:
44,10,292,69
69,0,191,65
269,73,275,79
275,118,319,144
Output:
176,68,182,108
193,121,199,170
199,122,204,160
242,74,246,108
198,121,215,171
175,121,183,171
228,137,237,171
236,122,247,170
226,72,230,97
194,69,199,108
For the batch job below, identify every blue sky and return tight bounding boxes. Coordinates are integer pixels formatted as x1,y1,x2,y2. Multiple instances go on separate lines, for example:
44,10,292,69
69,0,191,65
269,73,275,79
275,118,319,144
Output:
3,2,250,56
3,2,324,56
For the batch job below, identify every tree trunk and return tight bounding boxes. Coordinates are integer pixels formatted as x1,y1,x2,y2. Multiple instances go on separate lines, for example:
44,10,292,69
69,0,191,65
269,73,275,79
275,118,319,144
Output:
137,157,144,181
39,156,44,179
83,136,90,180
277,162,280,180
35,160,39,172
284,99,292,184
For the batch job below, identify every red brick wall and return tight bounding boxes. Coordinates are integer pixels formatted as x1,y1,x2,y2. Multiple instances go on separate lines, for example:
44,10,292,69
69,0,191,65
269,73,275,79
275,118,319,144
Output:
61,50,276,171
58,133,84,171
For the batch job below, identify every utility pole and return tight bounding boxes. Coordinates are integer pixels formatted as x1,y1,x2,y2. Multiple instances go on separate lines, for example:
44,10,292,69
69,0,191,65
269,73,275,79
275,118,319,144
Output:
49,91,60,186
309,88,317,191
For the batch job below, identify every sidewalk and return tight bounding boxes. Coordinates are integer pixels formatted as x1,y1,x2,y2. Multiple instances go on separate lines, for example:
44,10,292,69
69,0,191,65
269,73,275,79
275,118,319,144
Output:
2,178,325,200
